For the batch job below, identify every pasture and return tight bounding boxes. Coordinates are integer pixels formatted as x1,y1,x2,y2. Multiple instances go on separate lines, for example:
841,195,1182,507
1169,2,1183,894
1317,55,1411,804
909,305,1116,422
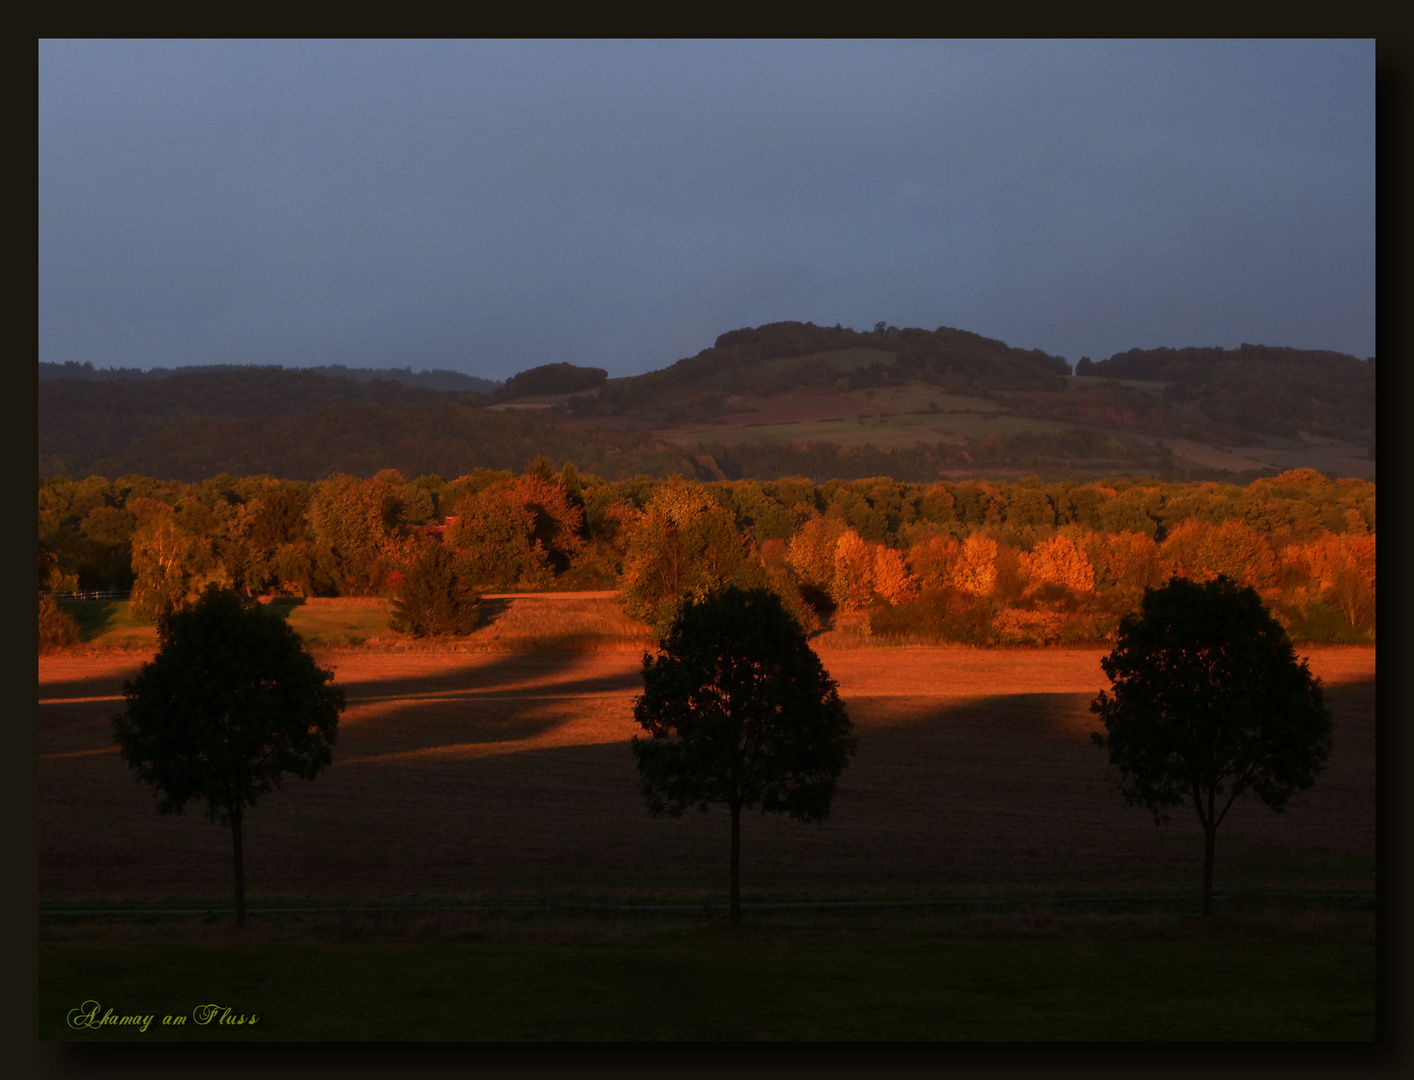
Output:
38,641,1376,1039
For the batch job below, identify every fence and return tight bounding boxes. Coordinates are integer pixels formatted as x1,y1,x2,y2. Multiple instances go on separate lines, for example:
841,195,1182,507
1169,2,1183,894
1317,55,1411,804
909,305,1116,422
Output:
47,590,131,602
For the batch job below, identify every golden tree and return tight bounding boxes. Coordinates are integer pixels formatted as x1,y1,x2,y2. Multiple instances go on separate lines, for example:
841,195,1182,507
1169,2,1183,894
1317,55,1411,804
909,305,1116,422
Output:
1285,531,1376,628
950,533,998,597
1101,530,1162,593
906,533,962,593
786,515,848,590
873,545,919,606
1160,518,1276,589
1019,534,1095,593
830,530,875,612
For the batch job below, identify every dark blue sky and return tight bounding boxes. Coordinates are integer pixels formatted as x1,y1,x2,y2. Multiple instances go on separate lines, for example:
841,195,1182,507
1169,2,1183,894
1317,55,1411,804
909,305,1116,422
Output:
39,40,1375,380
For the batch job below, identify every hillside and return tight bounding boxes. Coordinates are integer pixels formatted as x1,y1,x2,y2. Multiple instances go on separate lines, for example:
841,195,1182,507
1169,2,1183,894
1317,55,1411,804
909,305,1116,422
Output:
37,322,1375,484
566,321,1071,424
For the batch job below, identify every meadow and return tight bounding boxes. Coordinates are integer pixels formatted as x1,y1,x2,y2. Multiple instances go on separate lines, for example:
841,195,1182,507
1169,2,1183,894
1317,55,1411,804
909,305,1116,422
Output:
39,622,1376,1040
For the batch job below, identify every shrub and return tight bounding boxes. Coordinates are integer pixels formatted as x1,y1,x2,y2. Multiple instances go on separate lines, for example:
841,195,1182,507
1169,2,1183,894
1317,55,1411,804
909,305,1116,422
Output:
870,587,992,644
390,543,480,637
39,595,82,653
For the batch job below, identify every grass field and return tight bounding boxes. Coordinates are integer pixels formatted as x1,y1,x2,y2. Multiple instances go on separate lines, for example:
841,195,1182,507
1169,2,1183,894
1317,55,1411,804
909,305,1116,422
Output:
38,642,1376,1040
41,912,1375,1041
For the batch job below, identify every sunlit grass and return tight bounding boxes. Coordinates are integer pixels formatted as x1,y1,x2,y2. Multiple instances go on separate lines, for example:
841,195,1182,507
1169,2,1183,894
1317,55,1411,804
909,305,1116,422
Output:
56,600,155,649
273,600,394,647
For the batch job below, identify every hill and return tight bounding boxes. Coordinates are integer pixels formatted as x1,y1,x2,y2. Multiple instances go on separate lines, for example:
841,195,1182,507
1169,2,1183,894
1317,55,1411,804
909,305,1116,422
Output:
38,323,1375,484
563,321,1071,424
1074,345,1374,450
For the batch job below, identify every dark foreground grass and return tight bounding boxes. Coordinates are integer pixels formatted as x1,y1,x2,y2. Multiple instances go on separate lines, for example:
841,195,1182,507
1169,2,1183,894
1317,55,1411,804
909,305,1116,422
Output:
41,911,1375,1042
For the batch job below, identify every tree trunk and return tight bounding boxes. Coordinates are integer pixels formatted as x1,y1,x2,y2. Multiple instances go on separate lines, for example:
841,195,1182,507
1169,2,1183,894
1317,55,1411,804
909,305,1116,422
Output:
1202,821,1216,920
729,801,741,927
231,811,246,929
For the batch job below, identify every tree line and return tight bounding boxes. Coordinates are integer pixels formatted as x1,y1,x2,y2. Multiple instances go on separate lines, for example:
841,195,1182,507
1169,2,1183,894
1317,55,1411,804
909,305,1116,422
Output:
40,465,1375,647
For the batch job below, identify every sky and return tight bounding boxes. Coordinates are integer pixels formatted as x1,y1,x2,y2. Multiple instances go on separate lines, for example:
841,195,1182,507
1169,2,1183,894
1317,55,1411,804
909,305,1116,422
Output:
39,39,1375,381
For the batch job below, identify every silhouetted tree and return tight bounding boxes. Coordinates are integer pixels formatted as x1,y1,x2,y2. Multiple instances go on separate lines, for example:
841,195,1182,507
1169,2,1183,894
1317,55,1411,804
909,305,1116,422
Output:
113,586,344,926
1090,576,1332,917
631,587,855,924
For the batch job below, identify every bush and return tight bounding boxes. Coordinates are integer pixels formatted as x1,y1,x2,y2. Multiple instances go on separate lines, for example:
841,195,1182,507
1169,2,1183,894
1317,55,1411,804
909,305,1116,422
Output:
38,595,82,653
1271,599,1374,645
870,588,993,644
390,544,480,637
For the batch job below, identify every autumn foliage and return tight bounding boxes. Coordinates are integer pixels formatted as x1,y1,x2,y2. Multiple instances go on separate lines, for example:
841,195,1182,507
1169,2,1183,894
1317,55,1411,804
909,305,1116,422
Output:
39,466,1375,645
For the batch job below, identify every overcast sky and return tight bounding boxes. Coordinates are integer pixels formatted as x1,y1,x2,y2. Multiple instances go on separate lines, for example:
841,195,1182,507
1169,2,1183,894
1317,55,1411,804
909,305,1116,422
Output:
39,39,1375,380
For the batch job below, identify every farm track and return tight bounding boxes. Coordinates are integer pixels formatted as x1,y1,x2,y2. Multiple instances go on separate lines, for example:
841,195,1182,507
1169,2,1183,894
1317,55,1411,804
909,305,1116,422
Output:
39,645,1375,905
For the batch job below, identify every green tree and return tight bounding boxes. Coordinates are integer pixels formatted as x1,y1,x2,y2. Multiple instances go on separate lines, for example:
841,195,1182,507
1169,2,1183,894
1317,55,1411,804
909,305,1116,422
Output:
307,472,403,596
1090,576,1332,917
129,510,229,619
390,541,480,637
631,587,856,924
113,586,344,926
619,482,764,633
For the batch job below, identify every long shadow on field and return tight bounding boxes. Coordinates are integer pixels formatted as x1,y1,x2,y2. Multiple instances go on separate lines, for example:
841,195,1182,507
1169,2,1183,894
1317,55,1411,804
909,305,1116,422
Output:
332,653,643,704
330,649,645,762
40,647,647,761
37,676,1375,903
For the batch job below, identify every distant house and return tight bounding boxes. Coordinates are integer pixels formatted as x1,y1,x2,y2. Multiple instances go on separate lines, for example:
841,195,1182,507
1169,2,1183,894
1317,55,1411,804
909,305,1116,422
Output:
413,516,457,544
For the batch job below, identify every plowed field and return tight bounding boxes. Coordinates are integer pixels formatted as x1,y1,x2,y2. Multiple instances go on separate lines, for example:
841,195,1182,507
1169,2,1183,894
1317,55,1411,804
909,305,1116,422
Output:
39,645,1375,904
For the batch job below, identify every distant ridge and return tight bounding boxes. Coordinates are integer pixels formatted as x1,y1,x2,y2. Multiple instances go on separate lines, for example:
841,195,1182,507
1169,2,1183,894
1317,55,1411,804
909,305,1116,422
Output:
38,361,501,394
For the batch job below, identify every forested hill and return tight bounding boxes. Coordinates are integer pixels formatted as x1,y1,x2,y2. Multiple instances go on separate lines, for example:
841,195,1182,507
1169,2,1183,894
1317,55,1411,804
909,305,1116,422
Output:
1074,345,1374,447
38,322,1375,484
39,361,500,394
574,321,1072,422
39,367,495,476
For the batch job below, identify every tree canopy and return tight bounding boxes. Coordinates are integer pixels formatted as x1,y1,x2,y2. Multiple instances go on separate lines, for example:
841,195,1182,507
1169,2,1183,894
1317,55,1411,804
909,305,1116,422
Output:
1090,575,1332,916
113,586,345,925
631,586,856,923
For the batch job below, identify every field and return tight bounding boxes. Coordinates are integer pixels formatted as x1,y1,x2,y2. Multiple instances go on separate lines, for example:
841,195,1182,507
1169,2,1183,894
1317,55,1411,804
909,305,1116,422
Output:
38,637,1376,1039
649,374,1377,481
37,643,1376,903
657,383,1053,450
56,593,650,653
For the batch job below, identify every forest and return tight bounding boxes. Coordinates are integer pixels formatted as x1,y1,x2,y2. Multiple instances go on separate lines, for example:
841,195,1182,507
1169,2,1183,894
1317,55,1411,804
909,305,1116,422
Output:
39,465,1375,647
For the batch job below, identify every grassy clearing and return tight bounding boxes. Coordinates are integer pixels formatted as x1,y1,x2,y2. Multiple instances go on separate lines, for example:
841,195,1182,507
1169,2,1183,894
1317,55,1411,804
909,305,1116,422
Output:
272,600,395,647
40,910,1375,1041
56,600,156,650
